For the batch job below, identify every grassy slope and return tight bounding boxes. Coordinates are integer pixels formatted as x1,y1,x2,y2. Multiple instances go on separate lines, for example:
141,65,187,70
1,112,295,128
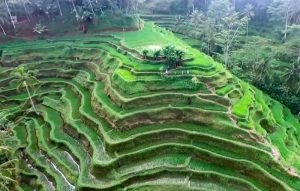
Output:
0,22,300,191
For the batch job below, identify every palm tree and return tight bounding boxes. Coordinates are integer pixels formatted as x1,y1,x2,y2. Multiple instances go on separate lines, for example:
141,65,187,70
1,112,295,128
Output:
87,0,96,17
253,59,273,86
0,145,18,191
12,67,39,114
19,0,30,22
33,24,48,39
56,0,63,16
243,4,254,42
4,0,15,29
189,9,204,27
283,63,300,91
297,82,300,94
0,5,10,36
71,0,79,17
297,48,300,64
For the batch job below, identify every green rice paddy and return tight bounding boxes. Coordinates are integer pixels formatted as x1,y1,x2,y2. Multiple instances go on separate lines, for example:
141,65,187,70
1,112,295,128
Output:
1,22,300,191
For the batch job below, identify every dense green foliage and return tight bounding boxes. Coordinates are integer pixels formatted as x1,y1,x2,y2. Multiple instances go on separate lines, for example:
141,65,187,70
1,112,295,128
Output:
141,0,300,115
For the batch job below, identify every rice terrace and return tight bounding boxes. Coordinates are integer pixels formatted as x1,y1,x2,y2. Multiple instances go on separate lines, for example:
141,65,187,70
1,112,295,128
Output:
0,0,300,191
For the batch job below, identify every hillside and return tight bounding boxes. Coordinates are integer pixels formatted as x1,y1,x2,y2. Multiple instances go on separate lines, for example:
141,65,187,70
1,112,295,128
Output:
1,22,300,191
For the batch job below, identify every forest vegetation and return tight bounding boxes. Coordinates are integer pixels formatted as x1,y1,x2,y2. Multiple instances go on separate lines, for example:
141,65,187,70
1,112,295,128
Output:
141,0,300,115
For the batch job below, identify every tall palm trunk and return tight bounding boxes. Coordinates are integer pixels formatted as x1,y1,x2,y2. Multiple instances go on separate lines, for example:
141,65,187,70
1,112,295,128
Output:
297,48,300,64
57,0,63,16
24,81,38,114
88,0,96,16
4,0,15,29
0,24,6,36
283,6,291,42
22,1,30,22
71,0,78,16
224,44,229,68
246,21,249,42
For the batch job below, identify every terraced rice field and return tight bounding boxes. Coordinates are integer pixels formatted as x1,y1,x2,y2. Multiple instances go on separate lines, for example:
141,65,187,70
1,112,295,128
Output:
1,22,300,191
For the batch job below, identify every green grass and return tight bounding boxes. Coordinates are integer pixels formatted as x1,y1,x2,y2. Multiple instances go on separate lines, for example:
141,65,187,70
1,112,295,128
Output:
232,82,254,119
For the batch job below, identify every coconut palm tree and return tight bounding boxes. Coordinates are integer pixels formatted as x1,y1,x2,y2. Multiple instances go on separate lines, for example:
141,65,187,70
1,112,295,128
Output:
4,0,15,29
189,9,204,27
87,0,96,16
243,4,254,42
12,67,39,114
0,5,10,36
283,63,300,91
19,0,30,22
33,23,48,39
71,0,79,17
56,0,63,16
253,59,273,86
297,82,300,94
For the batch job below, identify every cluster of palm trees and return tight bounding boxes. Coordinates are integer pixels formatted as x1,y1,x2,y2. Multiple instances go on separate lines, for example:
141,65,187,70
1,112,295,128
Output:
0,0,142,36
142,45,186,68
242,55,300,115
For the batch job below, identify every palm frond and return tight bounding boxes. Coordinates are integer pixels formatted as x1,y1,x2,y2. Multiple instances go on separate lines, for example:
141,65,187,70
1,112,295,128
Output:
0,146,11,152
0,182,10,191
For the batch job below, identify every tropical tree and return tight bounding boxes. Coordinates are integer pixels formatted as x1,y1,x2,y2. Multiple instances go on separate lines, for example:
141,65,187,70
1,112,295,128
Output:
283,63,300,92
297,82,300,94
208,0,233,25
252,59,274,87
296,47,300,64
56,0,63,16
76,8,93,33
33,24,48,39
268,0,300,41
189,9,204,26
86,0,96,16
243,4,254,42
12,67,39,114
4,0,15,29
71,0,79,16
216,11,247,68
162,45,185,68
